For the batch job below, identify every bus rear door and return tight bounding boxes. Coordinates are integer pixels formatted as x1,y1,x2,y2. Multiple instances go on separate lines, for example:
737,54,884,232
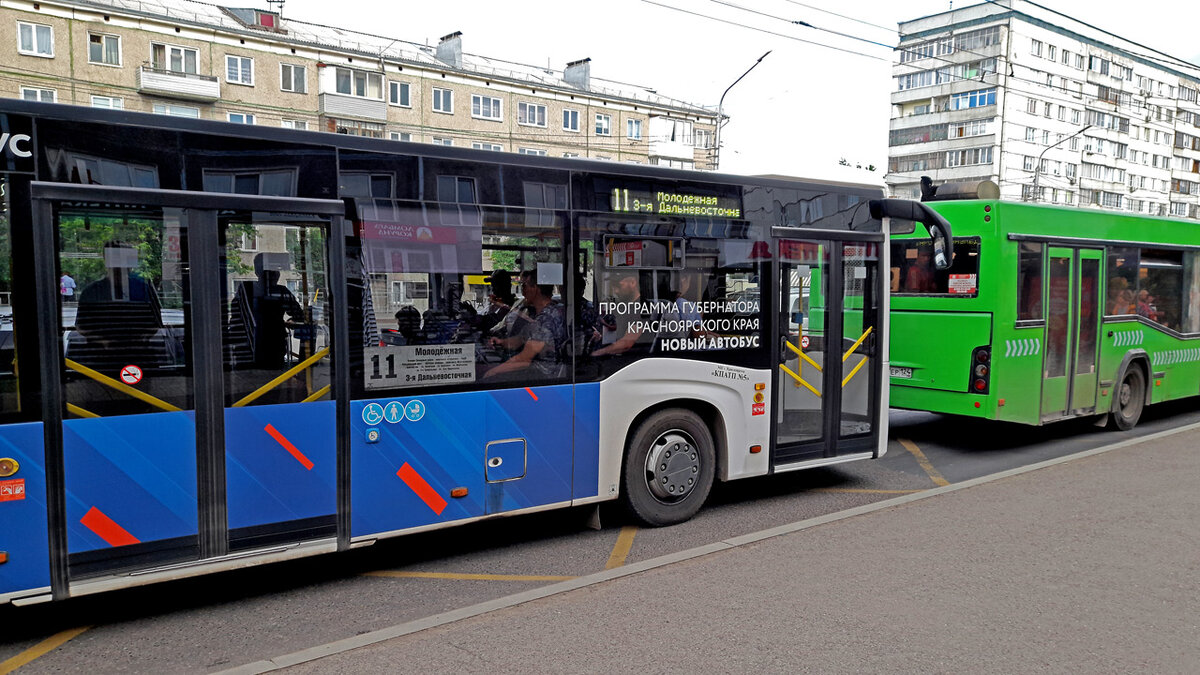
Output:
32,183,347,596
1041,247,1102,420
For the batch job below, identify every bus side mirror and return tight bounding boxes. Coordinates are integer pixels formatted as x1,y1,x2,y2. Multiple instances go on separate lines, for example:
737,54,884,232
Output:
869,199,954,270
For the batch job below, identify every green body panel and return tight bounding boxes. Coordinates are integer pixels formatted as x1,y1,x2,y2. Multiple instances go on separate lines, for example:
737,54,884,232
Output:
889,311,991,391
890,200,1200,425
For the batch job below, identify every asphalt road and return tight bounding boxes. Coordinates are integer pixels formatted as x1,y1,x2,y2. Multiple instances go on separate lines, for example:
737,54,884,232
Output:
2,399,1198,674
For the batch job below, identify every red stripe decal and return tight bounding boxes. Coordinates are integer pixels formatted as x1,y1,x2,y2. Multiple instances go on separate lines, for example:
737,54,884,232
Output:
81,506,141,547
265,424,314,470
525,387,539,401
396,463,448,515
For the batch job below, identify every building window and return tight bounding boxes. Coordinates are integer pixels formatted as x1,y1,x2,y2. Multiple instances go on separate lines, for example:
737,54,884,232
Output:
950,88,995,111
519,148,548,156
472,95,502,120
88,33,120,66
1030,39,1042,57
627,119,642,140
595,114,612,135
1025,127,1036,142
228,112,255,124
281,64,306,93
1047,45,1057,61
387,131,409,141
153,103,200,118
17,22,53,57
20,87,56,103
91,95,123,109
945,146,993,167
563,109,580,132
436,176,477,203
281,119,307,130
226,55,253,85
152,43,199,74
431,137,453,146
519,102,547,127
1026,98,1038,114
389,81,410,107
432,88,453,114
563,152,580,158
335,68,383,99
471,142,503,152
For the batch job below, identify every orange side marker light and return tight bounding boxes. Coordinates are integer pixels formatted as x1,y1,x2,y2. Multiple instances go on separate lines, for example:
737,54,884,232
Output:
450,487,469,498
754,383,766,391
749,445,762,454
0,551,8,564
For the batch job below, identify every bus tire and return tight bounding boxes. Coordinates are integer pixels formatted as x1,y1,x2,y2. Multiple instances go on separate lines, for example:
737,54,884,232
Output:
1111,365,1146,431
621,409,715,527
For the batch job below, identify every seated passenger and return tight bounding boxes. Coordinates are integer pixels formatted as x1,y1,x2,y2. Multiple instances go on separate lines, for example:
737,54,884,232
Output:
902,249,937,293
483,270,566,380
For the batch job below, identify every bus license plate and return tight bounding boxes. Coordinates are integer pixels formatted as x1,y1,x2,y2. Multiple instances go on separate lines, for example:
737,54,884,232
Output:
889,367,913,379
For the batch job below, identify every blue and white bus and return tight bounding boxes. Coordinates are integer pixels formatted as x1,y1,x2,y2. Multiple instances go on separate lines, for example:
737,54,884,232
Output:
0,100,948,603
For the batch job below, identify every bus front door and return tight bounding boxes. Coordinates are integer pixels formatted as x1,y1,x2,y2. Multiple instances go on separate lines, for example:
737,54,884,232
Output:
33,184,347,595
773,237,882,465
1041,247,1102,420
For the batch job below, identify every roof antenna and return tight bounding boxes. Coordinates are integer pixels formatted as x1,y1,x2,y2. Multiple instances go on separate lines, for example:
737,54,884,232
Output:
267,0,285,17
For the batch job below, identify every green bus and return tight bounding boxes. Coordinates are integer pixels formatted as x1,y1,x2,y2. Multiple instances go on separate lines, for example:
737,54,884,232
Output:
889,182,1200,430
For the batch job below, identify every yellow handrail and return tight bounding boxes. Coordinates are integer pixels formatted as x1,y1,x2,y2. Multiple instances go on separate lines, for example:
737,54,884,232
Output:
842,326,874,362
233,347,331,408
784,340,823,372
301,384,331,403
66,403,100,419
842,358,869,388
64,359,182,413
778,363,820,397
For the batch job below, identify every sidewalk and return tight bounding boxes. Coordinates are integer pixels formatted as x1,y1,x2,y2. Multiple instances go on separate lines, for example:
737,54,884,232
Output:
241,424,1200,674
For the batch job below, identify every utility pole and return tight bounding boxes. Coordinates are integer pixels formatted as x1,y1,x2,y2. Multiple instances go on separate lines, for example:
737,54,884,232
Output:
713,51,770,171
1032,124,1091,201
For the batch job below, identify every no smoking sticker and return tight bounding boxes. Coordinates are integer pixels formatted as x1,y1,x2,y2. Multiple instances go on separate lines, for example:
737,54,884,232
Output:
800,336,810,349
120,365,143,385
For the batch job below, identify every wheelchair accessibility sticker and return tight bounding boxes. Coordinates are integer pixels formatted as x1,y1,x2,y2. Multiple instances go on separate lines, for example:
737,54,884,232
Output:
362,403,385,425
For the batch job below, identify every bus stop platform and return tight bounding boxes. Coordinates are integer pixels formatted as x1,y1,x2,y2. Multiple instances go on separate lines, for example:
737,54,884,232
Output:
232,423,1200,674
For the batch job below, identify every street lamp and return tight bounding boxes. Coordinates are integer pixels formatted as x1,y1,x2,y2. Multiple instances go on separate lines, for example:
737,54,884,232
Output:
713,50,771,171
1032,124,1091,202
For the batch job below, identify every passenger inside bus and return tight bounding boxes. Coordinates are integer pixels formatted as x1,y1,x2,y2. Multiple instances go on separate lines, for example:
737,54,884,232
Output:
70,242,172,372
902,249,937,292
593,269,653,356
483,270,566,379
228,253,303,370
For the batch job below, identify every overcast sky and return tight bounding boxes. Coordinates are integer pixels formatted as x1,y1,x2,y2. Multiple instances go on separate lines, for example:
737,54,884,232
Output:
280,0,1199,179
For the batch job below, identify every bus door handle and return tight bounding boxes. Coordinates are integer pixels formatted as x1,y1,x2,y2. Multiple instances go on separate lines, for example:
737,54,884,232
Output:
1107,330,1114,338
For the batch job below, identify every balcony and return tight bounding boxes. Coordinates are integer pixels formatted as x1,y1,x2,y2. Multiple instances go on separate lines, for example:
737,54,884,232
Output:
319,93,387,122
138,66,220,102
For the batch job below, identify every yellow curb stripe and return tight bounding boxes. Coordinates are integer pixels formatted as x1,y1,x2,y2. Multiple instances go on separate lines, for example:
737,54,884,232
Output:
605,526,638,570
363,571,576,582
897,438,951,487
0,627,89,675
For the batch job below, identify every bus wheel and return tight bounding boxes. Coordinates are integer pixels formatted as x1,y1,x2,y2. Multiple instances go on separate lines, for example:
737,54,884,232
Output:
622,409,715,527
1112,366,1146,431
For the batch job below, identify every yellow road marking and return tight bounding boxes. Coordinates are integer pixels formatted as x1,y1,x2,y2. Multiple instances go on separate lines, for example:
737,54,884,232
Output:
897,438,950,487
363,571,575,582
812,488,925,495
0,627,89,675
605,526,638,569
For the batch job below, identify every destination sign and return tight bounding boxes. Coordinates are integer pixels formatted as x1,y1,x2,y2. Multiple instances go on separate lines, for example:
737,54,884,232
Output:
610,188,741,218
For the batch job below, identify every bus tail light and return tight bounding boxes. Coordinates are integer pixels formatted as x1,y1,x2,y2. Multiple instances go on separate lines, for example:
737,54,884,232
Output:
970,346,991,395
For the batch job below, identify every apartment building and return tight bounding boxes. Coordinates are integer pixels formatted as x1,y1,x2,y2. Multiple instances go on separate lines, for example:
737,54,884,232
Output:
3,0,718,169
888,0,1200,219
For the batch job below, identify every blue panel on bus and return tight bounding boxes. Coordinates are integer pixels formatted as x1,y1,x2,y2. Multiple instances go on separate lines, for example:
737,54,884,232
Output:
572,383,601,500
0,422,50,598
350,384,574,537
225,401,336,530
63,412,197,554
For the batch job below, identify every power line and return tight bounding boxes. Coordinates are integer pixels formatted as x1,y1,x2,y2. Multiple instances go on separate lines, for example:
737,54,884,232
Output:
705,0,895,50
778,0,897,35
640,0,890,62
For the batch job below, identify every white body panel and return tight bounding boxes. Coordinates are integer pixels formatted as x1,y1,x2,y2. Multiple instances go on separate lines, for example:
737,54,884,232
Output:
594,358,773,500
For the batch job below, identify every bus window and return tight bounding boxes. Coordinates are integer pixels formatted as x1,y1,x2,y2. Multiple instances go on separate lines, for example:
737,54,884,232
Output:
1184,252,1200,334
1138,249,1184,331
1106,247,1138,315
0,177,17,421
891,237,980,296
355,202,567,391
1016,242,1043,320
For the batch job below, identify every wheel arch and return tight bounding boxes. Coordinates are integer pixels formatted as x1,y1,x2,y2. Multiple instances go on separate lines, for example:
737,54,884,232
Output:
621,398,729,482
1111,349,1152,413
